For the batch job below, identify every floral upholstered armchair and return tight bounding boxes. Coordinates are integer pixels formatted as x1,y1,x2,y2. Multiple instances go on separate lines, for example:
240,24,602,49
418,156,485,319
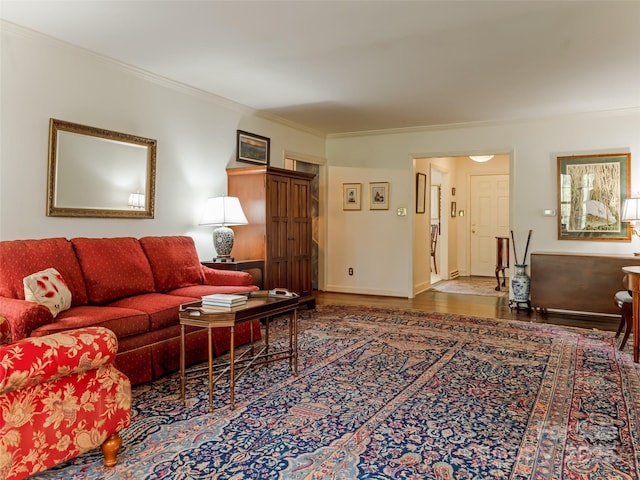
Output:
0,318,132,480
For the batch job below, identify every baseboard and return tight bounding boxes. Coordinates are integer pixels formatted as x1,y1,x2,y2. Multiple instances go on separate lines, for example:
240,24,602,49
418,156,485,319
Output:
324,284,408,298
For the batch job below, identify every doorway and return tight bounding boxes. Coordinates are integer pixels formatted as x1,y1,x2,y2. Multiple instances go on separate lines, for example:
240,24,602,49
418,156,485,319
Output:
413,154,510,297
285,157,323,291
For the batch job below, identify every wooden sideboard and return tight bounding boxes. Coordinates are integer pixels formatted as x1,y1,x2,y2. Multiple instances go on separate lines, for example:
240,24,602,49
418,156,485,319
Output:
530,252,640,315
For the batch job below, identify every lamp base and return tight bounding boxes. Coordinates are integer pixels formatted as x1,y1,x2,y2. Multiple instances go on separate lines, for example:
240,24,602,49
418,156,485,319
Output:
212,256,235,262
213,226,235,258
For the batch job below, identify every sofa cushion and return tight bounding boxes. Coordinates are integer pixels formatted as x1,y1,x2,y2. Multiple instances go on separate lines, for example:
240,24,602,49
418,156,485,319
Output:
71,237,156,304
30,305,149,338
0,238,88,305
107,292,197,331
139,236,204,292
23,268,72,318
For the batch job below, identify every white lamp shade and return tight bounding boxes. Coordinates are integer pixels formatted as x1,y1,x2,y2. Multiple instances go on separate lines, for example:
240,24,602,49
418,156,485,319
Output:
469,155,494,163
622,198,640,222
200,196,248,226
128,192,145,208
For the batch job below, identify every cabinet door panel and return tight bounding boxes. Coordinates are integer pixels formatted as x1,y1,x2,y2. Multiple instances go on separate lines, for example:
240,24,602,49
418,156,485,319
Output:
265,175,290,289
290,179,312,294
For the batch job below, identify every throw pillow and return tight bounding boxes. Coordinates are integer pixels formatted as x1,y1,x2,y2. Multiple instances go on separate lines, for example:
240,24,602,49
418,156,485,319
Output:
23,268,72,318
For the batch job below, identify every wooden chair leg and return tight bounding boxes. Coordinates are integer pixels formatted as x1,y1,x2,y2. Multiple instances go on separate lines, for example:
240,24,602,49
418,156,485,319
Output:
615,315,625,338
620,302,633,351
101,432,123,468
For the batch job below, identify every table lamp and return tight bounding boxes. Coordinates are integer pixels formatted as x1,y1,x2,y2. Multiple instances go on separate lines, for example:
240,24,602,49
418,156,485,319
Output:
200,196,248,261
622,197,640,255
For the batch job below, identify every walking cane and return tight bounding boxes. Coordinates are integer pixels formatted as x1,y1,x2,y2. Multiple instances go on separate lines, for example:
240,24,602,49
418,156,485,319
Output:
510,230,519,265
523,229,533,264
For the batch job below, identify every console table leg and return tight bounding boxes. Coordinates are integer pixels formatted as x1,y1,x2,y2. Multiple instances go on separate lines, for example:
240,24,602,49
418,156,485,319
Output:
229,325,236,409
180,325,186,405
293,309,298,376
208,328,214,413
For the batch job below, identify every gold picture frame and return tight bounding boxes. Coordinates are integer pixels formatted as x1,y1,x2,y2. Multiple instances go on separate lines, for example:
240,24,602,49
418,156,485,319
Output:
369,182,389,210
557,152,631,241
343,183,361,210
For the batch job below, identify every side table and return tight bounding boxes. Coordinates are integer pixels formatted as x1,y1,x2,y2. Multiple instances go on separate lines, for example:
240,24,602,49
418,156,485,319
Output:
179,295,299,411
202,260,265,289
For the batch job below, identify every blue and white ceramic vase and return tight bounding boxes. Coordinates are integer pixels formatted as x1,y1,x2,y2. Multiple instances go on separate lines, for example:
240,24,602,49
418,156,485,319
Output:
511,264,531,302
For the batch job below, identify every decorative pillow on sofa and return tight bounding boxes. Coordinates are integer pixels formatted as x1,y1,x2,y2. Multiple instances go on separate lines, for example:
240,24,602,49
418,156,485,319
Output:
23,268,72,318
71,237,156,304
139,236,204,292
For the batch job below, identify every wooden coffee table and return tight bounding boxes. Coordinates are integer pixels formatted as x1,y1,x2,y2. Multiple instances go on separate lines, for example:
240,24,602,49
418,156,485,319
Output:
179,294,299,412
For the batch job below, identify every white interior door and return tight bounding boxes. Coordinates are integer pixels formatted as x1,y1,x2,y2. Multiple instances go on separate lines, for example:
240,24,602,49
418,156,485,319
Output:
470,174,510,276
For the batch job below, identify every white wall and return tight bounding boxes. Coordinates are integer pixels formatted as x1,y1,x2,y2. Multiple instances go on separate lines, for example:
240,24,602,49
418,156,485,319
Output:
4,22,640,299
326,110,640,297
0,22,325,261
326,166,410,297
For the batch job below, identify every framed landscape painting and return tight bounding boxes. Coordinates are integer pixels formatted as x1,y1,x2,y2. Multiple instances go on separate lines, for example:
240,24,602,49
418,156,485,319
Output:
557,152,631,241
237,130,270,165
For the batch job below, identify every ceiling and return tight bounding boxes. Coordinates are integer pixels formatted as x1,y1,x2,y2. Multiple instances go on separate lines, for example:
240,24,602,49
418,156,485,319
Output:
2,1,639,136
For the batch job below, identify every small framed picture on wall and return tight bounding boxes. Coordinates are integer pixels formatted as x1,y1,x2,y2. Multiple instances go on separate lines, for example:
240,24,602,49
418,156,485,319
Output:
370,182,389,210
236,130,270,165
342,183,362,210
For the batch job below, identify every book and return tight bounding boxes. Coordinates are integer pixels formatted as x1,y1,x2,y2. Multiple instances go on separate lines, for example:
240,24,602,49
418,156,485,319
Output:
202,298,247,306
201,293,247,306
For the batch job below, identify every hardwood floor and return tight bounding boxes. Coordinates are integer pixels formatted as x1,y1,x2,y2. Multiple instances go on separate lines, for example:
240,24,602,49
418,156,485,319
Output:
312,290,620,332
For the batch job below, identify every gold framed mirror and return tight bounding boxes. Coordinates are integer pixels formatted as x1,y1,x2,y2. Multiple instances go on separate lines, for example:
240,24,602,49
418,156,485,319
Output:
47,118,156,218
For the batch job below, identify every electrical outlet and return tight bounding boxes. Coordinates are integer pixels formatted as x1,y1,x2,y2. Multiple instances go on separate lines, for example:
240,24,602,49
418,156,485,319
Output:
348,267,354,276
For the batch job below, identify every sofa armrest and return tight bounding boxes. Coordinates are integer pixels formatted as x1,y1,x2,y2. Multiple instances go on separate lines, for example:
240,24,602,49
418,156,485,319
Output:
0,297,53,343
0,326,118,395
202,265,255,286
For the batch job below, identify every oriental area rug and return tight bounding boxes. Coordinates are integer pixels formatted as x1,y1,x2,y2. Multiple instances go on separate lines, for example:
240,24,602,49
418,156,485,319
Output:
33,305,640,479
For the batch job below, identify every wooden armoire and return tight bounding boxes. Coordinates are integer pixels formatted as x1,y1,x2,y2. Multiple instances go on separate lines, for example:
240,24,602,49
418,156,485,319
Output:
227,166,316,308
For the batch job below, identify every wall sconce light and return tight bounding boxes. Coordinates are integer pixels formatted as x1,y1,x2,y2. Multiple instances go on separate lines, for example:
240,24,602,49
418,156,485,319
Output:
469,155,494,163
128,192,145,209
199,196,248,261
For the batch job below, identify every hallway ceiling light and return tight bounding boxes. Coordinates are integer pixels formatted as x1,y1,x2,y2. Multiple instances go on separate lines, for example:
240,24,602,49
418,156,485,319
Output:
469,155,494,162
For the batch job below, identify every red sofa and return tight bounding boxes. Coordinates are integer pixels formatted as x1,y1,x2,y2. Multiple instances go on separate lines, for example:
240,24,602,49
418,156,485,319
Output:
0,236,260,385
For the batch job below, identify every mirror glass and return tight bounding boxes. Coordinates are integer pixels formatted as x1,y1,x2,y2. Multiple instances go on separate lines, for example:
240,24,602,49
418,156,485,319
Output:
47,118,156,218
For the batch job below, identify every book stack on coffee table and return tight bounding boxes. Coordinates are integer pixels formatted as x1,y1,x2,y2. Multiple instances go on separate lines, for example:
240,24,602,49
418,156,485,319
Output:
201,293,248,308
